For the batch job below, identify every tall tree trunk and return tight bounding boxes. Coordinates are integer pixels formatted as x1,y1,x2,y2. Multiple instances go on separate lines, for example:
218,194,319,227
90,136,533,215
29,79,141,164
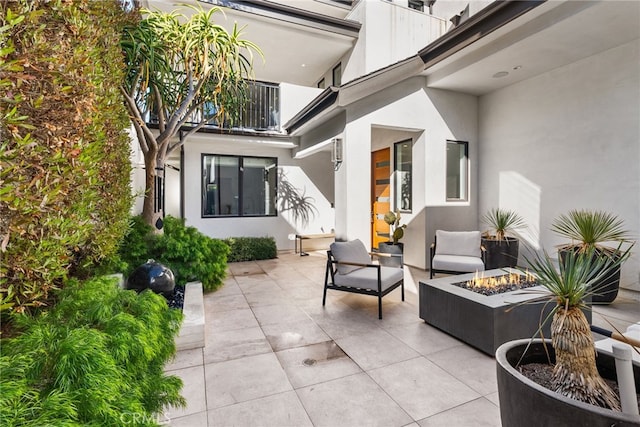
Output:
551,307,620,410
142,148,165,232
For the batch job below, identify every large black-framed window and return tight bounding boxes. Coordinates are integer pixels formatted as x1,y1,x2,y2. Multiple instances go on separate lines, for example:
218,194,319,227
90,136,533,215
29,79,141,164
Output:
394,139,412,212
446,140,468,201
202,154,277,217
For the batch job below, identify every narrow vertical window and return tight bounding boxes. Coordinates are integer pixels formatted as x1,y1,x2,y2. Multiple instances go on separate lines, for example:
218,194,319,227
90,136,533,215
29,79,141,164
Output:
332,63,342,86
446,140,468,201
317,78,325,89
394,140,412,212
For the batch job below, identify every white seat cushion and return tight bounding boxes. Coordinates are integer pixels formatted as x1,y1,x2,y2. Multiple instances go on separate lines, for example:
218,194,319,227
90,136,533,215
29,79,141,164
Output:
333,266,403,292
435,230,481,258
330,239,372,274
432,254,485,273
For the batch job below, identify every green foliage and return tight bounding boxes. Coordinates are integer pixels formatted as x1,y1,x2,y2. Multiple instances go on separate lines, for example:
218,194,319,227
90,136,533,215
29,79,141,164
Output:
1,0,133,313
152,217,229,291
0,276,185,426
481,208,526,241
104,216,229,291
383,210,407,244
551,209,632,253
225,237,277,262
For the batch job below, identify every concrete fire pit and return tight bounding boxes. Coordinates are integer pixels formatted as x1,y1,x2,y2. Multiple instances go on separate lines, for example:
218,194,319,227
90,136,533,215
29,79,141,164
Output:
419,269,591,355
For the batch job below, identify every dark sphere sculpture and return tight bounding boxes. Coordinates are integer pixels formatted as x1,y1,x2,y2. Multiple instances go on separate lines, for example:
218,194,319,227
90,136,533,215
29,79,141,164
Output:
127,259,175,298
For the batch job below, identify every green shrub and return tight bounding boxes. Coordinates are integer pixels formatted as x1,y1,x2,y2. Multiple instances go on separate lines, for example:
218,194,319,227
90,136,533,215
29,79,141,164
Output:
152,217,229,291
0,0,133,313
225,237,278,262
0,276,184,426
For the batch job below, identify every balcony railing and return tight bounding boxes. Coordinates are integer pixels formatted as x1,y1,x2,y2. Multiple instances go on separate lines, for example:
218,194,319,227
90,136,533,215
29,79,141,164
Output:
174,81,281,133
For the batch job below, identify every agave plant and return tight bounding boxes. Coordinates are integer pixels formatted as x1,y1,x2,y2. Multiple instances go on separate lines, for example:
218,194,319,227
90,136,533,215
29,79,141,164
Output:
551,209,631,254
523,243,633,409
482,208,526,241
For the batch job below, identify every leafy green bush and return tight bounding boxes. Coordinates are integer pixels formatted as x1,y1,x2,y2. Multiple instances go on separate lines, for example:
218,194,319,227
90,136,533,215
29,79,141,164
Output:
0,276,184,426
225,237,278,262
1,0,133,313
152,217,229,291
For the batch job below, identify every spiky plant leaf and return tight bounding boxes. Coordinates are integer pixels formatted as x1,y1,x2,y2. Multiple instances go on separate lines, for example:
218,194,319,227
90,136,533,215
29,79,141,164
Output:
482,208,526,241
551,209,631,252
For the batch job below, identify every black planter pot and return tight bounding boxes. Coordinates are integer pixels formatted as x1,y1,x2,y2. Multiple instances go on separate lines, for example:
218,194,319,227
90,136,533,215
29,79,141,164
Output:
558,248,622,304
378,242,403,267
496,339,640,427
482,237,519,270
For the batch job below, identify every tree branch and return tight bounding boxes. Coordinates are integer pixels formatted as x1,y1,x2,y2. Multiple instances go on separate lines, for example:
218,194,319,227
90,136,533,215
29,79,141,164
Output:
120,86,157,153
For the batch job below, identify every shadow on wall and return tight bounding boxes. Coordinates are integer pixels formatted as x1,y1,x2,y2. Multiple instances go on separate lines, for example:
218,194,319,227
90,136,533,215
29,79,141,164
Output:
277,168,318,228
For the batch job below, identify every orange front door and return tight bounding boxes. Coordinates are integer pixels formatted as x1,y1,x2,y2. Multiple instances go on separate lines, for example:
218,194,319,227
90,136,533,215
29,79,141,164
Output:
371,148,391,249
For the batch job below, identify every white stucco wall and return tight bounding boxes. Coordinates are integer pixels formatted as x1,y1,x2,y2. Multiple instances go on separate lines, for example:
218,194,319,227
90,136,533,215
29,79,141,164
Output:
478,40,640,291
181,135,335,250
335,77,479,268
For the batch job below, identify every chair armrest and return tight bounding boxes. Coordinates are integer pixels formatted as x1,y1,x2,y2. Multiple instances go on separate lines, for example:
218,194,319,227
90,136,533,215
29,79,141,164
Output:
370,252,402,258
332,260,379,269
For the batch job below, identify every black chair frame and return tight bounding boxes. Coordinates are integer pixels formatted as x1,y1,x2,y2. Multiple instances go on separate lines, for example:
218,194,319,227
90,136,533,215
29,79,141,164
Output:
323,251,404,319
429,235,486,279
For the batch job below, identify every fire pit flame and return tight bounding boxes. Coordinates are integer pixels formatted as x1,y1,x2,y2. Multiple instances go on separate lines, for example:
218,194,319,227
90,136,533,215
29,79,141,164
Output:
453,271,538,296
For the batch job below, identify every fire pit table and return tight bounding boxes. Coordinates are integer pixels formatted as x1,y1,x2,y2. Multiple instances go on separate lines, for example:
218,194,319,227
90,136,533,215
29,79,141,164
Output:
419,268,592,355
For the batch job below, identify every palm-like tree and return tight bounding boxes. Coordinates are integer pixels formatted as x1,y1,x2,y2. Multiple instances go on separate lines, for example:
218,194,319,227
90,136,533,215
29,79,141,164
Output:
524,244,633,409
120,6,261,229
481,208,526,241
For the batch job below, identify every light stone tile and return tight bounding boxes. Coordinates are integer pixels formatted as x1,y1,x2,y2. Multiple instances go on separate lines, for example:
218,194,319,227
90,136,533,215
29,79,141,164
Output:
417,397,501,427
485,391,500,406
281,284,324,301
204,293,249,312
296,373,413,427
335,329,419,371
236,276,282,294
165,348,203,372
204,326,271,364
167,410,207,427
368,357,481,420
208,391,312,427
227,262,263,276
426,343,498,395
205,352,293,409
209,278,241,297
164,365,206,419
208,308,259,332
244,289,292,307
262,319,331,352
252,303,310,326
275,341,362,389
385,320,465,356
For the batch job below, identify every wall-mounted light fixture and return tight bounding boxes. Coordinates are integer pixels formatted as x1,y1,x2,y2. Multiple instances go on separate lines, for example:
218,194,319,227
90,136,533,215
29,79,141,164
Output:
331,138,343,171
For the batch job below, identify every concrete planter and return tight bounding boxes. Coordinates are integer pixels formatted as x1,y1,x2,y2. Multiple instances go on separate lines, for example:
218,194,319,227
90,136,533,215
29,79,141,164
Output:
175,282,205,351
378,242,403,267
481,237,519,269
496,339,640,427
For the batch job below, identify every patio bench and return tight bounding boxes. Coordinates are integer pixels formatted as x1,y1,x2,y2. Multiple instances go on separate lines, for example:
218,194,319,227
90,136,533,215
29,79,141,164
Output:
295,232,335,256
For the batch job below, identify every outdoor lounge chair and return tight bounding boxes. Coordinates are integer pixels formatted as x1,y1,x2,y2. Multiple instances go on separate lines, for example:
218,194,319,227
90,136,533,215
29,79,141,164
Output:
429,230,486,279
324,239,404,319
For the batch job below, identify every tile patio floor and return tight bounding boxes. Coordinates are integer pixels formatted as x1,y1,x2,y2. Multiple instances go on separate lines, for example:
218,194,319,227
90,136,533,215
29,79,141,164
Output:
164,251,640,427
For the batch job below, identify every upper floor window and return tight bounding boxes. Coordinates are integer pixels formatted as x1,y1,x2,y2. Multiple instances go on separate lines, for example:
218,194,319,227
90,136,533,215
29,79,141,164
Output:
408,0,424,12
394,140,412,212
318,78,325,89
446,140,468,201
202,154,277,217
332,63,342,86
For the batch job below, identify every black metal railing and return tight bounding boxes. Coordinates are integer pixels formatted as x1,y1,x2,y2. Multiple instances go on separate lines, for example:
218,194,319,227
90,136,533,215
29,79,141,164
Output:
148,81,280,133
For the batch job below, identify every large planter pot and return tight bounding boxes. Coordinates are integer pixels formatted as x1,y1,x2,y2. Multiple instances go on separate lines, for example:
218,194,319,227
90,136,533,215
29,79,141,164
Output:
378,242,403,268
558,248,622,304
496,338,640,427
482,237,519,269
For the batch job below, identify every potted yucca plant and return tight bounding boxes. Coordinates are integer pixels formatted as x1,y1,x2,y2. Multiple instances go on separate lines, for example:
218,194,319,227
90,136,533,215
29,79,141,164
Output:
481,208,526,269
551,209,633,303
496,244,639,426
378,210,406,267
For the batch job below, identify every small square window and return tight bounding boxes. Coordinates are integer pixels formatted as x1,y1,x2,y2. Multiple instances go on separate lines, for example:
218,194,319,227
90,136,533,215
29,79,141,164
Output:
317,78,325,89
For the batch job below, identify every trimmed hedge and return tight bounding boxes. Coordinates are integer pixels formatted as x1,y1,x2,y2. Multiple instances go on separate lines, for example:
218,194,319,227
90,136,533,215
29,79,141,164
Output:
225,237,278,262
0,0,133,313
0,276,184,426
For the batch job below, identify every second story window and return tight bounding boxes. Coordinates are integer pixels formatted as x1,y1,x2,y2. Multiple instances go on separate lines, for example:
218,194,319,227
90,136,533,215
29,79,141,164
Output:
446,140,468,201
318,78,325,89
408,0,424,12
332,63,342,86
